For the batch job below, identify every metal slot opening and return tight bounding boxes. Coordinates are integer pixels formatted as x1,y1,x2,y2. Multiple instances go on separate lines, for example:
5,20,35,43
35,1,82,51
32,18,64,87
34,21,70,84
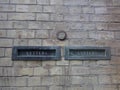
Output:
65,47,111,60
12,46,61,61
18,49,56,57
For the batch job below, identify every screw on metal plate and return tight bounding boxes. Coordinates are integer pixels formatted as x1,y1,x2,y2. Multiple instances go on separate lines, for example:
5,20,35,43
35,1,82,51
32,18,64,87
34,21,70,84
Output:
57,31,67,41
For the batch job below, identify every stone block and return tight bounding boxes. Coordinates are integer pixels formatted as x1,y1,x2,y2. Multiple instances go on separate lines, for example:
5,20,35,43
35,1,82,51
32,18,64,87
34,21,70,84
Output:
67,31,88,39
66,86,84,90
84,76,98,85
34,67,49,76
68,22,82,30
28,39,42,46
111,75,120,84
28,77,41,86
14,77,27,86
56,60,69,66
0,13,7,20
10,0,36,4
13,21,28,29
50,14,64,21
35,30,49,39
37,0,49,5
71,76,83,85
7,30,35,39
14,39,28,46
50,0,63,5
26,61,42,67
8,13,35,20
64,0,89,5
28,21,42,29
43,22,55,29
49,86,63,90
36,13,50,21
50,67,63,75
0,48,4,57
113,0,120,6
13,61,27,67
90,66,117,75
89,31,114,40
17,87,32,90
19,68,33,76
42,61,56,69
64,14,89,21
0,39,13,47
94,85,118,90
83,23,95,30
41,76,53,85
0,77,27,86
0,21,13,29
43,39,69,46
0,30,6,37
0,5,15,12
90,0,113,6
33,87,48,90
16,5,42,12
70,61,83,65
96,23,108,30
82,6,94,14
43,6,55,13
108,23,120,30
0,0,9,3
2,67,14,76
71,66,90,75
69,6,82,14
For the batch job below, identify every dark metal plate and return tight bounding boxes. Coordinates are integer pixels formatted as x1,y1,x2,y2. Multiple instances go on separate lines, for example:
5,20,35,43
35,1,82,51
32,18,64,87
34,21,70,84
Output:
12,46,61,60
65,46,111,60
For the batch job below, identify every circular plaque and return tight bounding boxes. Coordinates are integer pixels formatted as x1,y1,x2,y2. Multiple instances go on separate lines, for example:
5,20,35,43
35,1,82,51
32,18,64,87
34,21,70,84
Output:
57,31,67,41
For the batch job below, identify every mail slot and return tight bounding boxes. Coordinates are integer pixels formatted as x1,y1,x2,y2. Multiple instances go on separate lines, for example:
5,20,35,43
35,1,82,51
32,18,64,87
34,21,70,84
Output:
12,46,61,60
65,46,111,60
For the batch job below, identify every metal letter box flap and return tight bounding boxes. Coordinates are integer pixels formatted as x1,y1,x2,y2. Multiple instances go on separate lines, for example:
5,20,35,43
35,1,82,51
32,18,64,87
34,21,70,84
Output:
65,46,111,60
12,46,61,60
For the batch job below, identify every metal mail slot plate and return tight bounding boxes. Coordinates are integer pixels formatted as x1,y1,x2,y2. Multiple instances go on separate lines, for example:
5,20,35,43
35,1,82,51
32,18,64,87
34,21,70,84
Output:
65,46,111,60
12,46,61,60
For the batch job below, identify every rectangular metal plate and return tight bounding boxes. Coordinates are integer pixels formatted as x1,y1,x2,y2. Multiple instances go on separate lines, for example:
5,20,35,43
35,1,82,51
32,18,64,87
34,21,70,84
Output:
65,46,111,60
12,46,61,60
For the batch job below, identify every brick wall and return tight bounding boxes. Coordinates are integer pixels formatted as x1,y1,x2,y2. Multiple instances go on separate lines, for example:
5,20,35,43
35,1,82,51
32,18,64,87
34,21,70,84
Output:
0,0,120,90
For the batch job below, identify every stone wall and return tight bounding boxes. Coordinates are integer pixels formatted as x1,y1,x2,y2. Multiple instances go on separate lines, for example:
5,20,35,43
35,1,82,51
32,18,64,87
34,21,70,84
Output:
0,0,120,90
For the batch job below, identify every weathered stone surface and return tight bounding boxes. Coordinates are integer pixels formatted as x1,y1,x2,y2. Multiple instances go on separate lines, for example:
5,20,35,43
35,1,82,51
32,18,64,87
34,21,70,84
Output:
64,0,89,5
28,39,42,46
8,13,35,20
16,5,42,12
0,5,15,12
14,39,28,46
0,0,120,89
37,0,49,5
0,48,4,57
0,21,13,29
35,30,49,39
33,87,48,90
34,67,49,76
71,66,90,75
0,0,9,3
10,0,36,4
50,67,63,75
90,0,113,6
0,39,13,47
28,77,41,86
36,13,50,21
7,30,35,39
41,76,53,85
0,58,12,66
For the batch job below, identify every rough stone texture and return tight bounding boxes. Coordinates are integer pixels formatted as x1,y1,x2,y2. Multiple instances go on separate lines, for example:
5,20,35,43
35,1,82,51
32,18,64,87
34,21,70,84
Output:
0,0,120,90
